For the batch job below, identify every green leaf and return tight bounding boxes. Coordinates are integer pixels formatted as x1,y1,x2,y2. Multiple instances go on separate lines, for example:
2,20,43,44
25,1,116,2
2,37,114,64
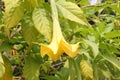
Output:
56,0,87,25
42,68,70,80
1,55,13,80
55,68,70,80
105,23,114,33
0,63,5,79
25,0,37,8
96,22,106,34
23,54,43,80
78,0,89,6
24,0,43,11
107,4,120,15
32,8,52,41
92,64,99,80
0,40,13,52
4,0,24,36
84,39,99,57
101,54,120,70
21,13,39,45
0,53,5,79
80,60,93,80
104,31,120,39
96,57,112,79
68,58,82,80
0,53,4,64
2,0,10,6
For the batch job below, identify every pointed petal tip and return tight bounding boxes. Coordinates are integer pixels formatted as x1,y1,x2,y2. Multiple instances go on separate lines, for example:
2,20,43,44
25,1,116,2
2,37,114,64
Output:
40,44,62,61
61,40,80,58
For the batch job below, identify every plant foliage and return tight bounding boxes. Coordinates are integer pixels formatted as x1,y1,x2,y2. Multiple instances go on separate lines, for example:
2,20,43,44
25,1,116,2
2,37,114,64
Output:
0,0,120,80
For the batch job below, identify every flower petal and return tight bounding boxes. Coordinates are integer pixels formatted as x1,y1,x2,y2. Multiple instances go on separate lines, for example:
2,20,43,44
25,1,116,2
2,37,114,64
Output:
61,40,80,57
40,43,64,61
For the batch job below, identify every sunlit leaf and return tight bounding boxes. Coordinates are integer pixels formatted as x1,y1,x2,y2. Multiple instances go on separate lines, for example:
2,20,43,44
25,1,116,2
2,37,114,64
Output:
80,60,93,80
56,0,87,25
32,8,52,41
23,55,43,80
2,0,10,6
3,0,24,36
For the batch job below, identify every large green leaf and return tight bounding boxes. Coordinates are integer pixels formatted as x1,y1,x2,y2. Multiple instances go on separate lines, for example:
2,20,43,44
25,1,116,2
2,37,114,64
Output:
21,13,39,45
32,8,52,41
4,0,24,36
56,0,87,25
1,55,13,80
23,54,43,80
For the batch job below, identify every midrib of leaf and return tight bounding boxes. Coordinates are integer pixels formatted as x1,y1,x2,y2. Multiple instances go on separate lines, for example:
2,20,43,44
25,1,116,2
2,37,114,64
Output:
102,54,120,70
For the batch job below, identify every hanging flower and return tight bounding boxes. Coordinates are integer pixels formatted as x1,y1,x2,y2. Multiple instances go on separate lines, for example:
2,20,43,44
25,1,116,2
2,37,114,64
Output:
40,0,80,61
40,18,79,61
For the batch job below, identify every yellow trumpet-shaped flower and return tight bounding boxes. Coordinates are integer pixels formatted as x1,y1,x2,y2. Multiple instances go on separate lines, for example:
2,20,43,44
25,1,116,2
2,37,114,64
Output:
40,0,79,61
40,19,79,61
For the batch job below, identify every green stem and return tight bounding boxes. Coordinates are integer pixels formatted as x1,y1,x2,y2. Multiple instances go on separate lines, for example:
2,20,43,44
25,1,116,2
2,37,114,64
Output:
23,44,33,60
26,44,32,54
